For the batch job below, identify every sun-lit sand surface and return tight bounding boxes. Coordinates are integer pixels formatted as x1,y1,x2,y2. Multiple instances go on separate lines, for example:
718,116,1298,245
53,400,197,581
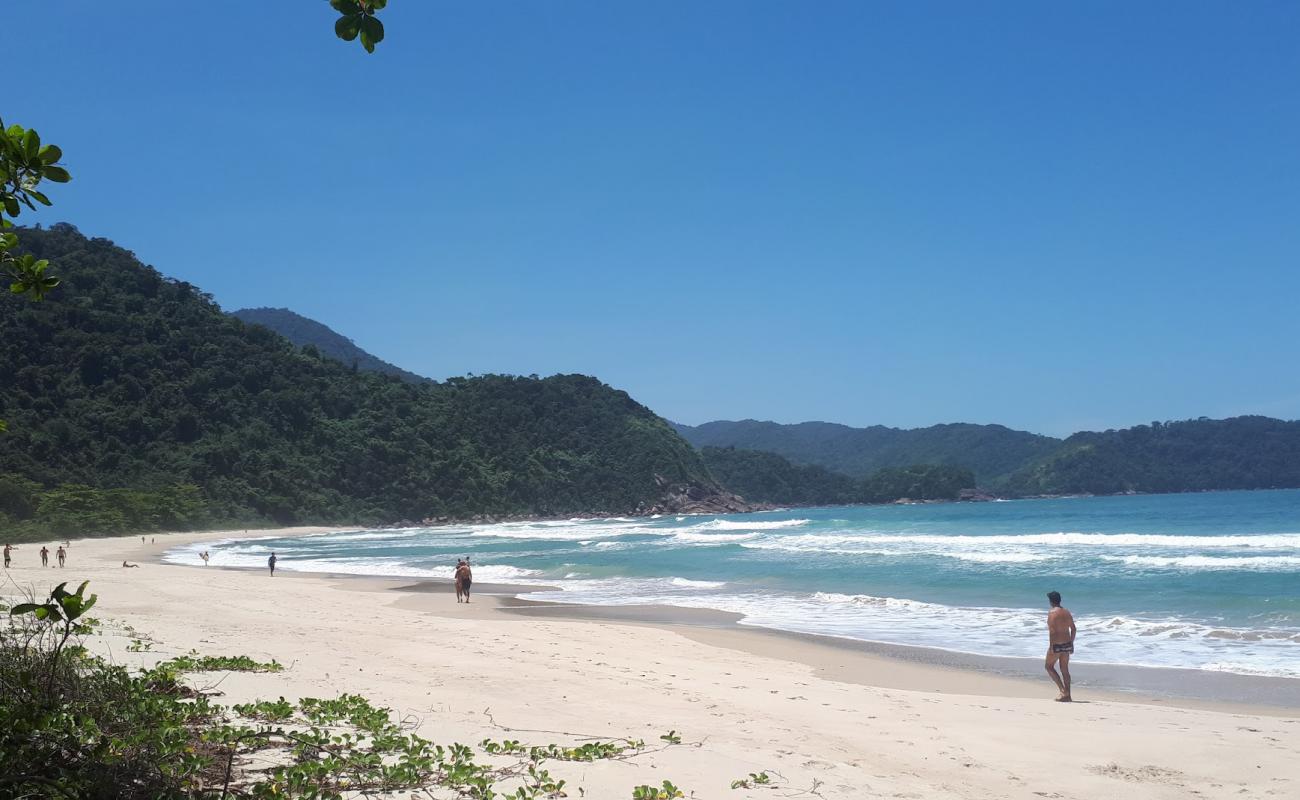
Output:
4,529,1297,799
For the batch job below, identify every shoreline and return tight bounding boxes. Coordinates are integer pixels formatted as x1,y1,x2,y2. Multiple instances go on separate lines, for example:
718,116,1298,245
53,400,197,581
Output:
4,527,1297,799
142,526,1300,712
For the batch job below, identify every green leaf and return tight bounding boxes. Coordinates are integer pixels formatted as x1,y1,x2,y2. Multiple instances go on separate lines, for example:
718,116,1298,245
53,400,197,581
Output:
335,15,361,41
359,16,384,51
38,144,62,163
330,0,362,12
29,190,51,206
369,0,388,9
2,196,18,217
9,603,38,615
23,129,40,159
41,165,71,183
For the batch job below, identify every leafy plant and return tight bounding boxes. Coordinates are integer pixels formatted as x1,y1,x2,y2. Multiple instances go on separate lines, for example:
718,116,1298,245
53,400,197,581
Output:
330,0,386,53
659,730,682,744
162,651,284,673
633,781,686,799
10,579,97,668
731,771,773,789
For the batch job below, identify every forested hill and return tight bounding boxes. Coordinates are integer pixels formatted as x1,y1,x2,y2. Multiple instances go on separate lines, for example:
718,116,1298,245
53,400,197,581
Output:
230,307,429,384
701,447,975,506
674,419,1060,484
1003,416,1300,496
0,225,726,535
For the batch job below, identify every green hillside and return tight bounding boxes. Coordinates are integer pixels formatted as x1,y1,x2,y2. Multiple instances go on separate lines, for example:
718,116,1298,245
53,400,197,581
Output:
0,225,722,537
1003,416,1300,495
230,307,429,384
700,447,860,506
675,419,1060,484
701,446,975,506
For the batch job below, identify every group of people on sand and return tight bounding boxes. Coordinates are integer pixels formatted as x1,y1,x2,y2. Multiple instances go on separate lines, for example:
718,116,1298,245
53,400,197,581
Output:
454,558,473,603
3,543,69,569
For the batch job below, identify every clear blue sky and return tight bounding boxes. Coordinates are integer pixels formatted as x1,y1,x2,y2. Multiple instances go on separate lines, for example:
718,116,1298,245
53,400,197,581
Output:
10,2,1299,437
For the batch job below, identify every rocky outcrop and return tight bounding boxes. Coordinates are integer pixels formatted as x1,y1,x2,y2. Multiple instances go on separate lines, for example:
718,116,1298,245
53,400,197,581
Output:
638,478,766,515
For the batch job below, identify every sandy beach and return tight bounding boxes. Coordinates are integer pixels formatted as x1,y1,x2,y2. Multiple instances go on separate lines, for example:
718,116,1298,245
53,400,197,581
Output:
3,529,1297,799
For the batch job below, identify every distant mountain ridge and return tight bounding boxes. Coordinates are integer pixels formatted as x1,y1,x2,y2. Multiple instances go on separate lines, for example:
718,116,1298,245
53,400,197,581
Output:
677,416,1300,498
230,307,429,384
673,419,1061,484
1004,416,1300,496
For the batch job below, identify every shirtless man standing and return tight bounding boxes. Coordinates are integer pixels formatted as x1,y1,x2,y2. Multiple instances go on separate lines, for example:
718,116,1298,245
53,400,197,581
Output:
1045,590,1076,702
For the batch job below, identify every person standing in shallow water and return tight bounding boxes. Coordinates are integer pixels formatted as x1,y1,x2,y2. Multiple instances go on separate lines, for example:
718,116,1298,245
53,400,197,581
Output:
1045,590,1077,702
268,552,277,577
40,546,49,567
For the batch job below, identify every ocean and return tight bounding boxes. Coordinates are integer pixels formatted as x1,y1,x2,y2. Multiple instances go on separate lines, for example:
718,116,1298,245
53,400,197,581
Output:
167,490,1300,680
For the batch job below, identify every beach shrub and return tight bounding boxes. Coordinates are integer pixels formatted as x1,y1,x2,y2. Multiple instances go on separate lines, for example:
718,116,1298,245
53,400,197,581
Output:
1,583,689,799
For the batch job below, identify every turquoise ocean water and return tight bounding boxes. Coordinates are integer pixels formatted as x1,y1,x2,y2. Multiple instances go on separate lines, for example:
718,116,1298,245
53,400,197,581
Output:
169,490,1300,679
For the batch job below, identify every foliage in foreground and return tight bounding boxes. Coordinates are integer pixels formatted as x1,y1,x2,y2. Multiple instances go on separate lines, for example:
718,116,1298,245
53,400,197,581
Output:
2,582,689,799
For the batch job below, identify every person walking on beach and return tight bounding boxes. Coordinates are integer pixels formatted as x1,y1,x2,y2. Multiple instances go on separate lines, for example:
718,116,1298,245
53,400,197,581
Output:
454,558,473,603
3,544,12,569
268,552,278,577
56,546,66,568
201,550,210,566
40,546,49,567
1045,590,1076,702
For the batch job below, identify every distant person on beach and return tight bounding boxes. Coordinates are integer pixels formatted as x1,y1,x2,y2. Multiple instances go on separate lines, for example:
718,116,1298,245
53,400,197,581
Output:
40,546,49,567
1045,590,1076,702
268,552,278,576
454,559,473,603
56,546,66,568
3,544,12,569
201,551,210,566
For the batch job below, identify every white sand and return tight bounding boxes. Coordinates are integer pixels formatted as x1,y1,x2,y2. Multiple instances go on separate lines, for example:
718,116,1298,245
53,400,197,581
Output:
4,529,1297,799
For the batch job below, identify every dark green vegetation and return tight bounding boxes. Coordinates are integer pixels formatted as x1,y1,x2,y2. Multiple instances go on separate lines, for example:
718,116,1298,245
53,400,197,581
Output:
2,583,688,798
701,447,860,506
702,447,975,506
1004,416,1300,496
860,464,976,503
230,307,430,385
681,416,1300,498
675,420,1060,485
0,226,718,541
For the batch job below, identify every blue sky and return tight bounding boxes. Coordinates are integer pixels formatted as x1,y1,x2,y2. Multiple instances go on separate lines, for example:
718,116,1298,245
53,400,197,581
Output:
10,2,1299,437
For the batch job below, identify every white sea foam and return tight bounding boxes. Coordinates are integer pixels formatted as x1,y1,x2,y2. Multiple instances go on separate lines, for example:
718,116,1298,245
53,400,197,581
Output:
669,577,727,588
667,531,762,545
522,584,1300,678
945,551,1051,564
1102,555,1300,571
863,532,1300,548
697,518,810,531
